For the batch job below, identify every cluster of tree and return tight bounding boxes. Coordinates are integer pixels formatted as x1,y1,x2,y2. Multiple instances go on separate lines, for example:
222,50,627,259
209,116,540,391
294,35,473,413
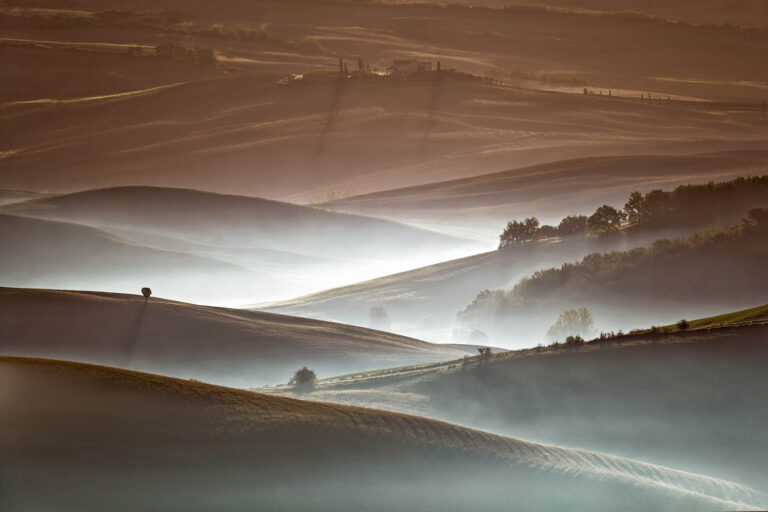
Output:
499,175,768,248
499,215,587,247
623,176,768,229
155,44,216,65
468,209,768,326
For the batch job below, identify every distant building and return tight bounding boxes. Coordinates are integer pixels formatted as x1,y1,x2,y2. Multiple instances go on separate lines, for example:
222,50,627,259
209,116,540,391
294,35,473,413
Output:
390,59,433,76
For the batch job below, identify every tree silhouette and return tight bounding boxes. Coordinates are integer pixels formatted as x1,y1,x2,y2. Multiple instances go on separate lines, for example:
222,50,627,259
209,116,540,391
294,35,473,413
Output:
477,347,492,358
499,217,540,247
587,205,624,236
289,366,317,394
557,215,588,237
623,191,644,224
141,287,152,303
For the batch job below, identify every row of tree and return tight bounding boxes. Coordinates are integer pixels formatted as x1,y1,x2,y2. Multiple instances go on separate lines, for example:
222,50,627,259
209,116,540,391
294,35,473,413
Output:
499,175,768,247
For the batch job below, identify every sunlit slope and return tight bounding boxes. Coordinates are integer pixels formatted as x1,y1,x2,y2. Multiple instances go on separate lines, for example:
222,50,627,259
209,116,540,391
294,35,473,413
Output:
271,322,768,492
666,303,768,330
0,186,471,259
1,357,765,512
2,74,764,201
0,213,269,304
0,288,464,387
323,151,768,231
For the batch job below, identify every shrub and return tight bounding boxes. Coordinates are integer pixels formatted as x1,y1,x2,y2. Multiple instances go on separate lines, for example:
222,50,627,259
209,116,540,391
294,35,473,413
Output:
477,347,492,358
289,366,317,394
565,335,584,345
677,319,690,330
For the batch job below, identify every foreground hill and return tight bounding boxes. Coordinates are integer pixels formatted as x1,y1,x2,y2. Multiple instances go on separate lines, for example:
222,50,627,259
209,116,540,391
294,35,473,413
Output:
0,288,465,387
1,357,765,511
259,317,768,493
323,151,768,237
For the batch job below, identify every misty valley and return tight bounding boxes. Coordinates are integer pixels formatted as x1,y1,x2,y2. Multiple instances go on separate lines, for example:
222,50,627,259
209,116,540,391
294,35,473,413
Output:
1,0,767,510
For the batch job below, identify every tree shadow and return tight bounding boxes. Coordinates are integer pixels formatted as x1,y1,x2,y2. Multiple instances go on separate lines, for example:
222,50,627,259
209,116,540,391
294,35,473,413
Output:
315,76,347,155
120,300,148,367
422,72,444,145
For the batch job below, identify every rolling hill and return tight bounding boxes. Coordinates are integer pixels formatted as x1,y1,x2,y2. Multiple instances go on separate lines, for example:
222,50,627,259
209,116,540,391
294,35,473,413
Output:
0,287,465,387
0,213,273,305
0,185,471,259
322,151,768,238
0,186,478,303
257,316,768,493
2,71,765,203
2,356,765,511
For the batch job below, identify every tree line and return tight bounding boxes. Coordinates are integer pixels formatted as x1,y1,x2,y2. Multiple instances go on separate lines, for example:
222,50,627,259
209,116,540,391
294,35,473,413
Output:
467,208,768,331
499,175,768,248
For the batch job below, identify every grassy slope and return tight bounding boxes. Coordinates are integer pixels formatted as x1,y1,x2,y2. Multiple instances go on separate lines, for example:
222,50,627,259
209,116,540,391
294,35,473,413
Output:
259,320,768,491
0,287,464,387
1,356,764,511
671,303,768,330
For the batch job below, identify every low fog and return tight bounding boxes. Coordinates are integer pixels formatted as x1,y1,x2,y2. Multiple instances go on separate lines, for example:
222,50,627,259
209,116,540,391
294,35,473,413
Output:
276,325,768,496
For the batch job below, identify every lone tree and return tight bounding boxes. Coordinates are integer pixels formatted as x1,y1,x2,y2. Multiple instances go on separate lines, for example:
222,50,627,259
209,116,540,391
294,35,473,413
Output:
141,287,152,303
289,366,317,394
546,307,596,342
